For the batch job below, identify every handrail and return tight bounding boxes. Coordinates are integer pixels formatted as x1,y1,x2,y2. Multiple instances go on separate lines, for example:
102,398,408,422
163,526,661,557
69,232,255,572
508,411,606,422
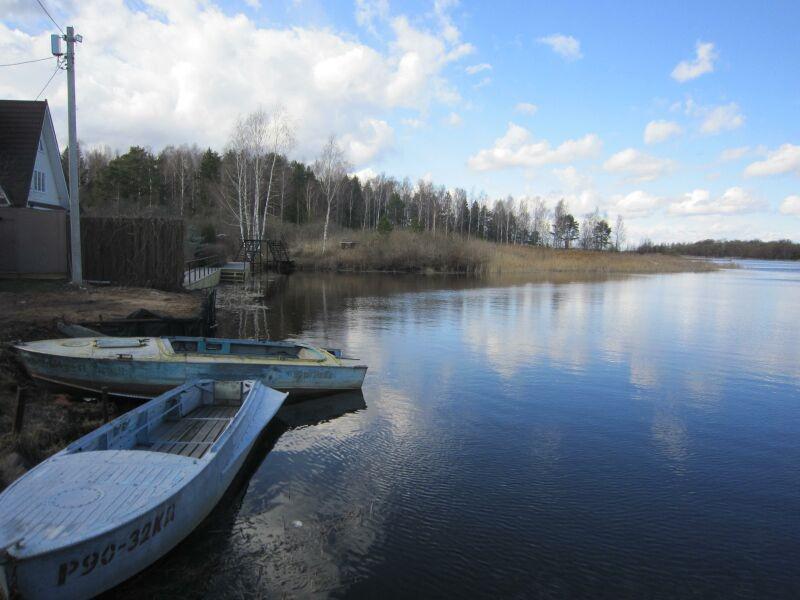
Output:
184,254,223,285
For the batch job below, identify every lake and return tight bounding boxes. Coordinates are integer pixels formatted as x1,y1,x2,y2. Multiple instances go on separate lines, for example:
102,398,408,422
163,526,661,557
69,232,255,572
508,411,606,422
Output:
115,260,800,599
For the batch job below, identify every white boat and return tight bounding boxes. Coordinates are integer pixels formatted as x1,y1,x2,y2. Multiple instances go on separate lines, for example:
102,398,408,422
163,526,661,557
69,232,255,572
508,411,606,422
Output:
0,379,287,599
14,336,368,399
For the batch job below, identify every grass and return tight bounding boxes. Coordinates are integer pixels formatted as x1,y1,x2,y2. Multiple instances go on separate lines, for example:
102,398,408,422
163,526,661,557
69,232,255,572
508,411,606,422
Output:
287,227,717,274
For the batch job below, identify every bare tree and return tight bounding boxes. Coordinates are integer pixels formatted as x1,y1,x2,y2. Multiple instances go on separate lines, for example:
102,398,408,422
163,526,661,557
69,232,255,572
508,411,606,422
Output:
220,107,294,244
580,208,601,250
532,197,549,246
614,214,627,251
314,136,350,254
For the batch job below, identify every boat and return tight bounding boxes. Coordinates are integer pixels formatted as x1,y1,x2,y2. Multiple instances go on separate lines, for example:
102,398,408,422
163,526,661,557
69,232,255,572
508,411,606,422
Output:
14,336,368,399
0,379,287,599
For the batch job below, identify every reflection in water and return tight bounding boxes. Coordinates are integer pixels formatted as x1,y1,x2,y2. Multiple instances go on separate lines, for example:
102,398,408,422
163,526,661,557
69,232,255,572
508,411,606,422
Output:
107,390,371,598
277,390,367,429
123,262,800,598
651,408,690,473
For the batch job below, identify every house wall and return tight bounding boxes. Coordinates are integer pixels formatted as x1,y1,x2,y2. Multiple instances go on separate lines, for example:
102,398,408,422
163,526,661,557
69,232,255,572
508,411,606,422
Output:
27,133,64,209
0,207,68,277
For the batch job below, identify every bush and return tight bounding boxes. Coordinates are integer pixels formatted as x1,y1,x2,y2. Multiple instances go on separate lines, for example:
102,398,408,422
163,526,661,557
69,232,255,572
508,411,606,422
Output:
377,216,393,235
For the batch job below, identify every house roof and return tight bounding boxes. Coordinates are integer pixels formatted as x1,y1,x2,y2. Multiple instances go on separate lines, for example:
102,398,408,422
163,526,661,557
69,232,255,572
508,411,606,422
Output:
0,100,48,207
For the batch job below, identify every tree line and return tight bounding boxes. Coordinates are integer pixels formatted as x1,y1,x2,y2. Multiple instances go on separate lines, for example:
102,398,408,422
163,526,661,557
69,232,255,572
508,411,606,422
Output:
63,108,629,252
637,238,800,260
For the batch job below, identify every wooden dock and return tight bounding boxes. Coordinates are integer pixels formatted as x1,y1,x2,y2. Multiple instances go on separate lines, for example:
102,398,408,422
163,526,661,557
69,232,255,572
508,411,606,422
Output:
183,266,221,290
220,262,249,283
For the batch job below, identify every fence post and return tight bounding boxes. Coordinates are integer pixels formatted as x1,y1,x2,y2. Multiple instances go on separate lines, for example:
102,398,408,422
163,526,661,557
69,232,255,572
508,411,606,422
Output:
13,386,26,435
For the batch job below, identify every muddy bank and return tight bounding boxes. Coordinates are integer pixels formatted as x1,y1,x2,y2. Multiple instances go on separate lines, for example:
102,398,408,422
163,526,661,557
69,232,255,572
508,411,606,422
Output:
0,281,204,491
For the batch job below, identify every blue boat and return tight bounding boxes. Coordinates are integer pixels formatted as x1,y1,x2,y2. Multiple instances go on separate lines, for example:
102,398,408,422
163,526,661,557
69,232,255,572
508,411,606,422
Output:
0,379,287,599
14,337,367,399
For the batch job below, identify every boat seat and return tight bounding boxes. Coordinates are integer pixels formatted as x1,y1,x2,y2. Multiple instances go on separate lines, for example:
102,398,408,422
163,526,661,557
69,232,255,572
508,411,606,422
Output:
136,405,239,459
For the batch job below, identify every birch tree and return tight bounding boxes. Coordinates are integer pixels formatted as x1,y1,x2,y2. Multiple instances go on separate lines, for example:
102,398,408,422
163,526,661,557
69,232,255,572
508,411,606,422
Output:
614,214,627,251
313,136,349,254
220,107,294,243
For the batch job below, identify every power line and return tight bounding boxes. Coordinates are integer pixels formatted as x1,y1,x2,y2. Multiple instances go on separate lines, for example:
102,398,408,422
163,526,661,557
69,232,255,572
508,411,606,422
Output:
0,56,54,67
35,60,62,100
34,0,65,35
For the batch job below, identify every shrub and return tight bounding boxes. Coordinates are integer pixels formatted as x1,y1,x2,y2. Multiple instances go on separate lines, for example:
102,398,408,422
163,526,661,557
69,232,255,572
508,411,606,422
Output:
377,217,393,235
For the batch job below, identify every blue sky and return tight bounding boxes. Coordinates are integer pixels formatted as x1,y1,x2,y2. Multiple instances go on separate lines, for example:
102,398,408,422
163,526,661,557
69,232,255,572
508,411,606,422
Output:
2,0,799,241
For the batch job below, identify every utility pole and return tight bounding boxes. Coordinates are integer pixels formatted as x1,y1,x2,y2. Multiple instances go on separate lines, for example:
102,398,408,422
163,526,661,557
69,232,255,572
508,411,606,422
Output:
65,26,83,284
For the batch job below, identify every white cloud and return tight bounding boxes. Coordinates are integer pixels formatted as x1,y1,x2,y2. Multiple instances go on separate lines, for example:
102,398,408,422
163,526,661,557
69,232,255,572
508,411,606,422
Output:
537,34,582,61
467,123,601,171
465,63,492,75
668,187,764,216
719,146,750,162
671,41,717,82
644,120,683,144
244,0,261,8
700,103,744,134
433,0,462,44
611,190,664,218
603,148,674,182
352,167,379,182
780,195,800,216
744,144,800,177
341,118,395,165
0,1,472,160
676,98,745,136
402,117,424,129
473,76,492,89
445,112,462,126
553,166,591,190
515,102,538,115
355,0,389,33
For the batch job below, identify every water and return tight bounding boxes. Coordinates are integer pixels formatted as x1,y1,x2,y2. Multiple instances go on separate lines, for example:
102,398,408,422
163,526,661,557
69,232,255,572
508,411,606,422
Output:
115,261,800,599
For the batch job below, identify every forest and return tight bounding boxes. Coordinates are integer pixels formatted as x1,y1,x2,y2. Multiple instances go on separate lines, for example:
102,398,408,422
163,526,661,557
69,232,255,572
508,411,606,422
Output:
60,110,625,254
637,239,800,260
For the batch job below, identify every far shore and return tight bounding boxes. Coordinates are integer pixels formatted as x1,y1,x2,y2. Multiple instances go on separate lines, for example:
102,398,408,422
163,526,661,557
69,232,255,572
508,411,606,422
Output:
288,229,718,275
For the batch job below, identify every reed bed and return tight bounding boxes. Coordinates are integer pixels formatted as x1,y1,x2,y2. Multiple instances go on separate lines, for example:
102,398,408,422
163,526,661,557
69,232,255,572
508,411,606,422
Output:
290,229,717,274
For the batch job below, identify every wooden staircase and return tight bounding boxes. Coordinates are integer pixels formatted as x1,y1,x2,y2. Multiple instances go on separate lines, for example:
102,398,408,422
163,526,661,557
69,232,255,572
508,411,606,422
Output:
266,239,295,274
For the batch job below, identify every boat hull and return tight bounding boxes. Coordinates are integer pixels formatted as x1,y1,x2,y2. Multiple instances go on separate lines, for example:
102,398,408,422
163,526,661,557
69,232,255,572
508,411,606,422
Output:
1,381,284,599
16,347,367,399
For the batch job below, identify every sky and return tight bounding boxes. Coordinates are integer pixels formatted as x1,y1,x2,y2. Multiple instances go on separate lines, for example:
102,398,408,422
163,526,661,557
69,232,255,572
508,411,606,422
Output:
1,0,799,243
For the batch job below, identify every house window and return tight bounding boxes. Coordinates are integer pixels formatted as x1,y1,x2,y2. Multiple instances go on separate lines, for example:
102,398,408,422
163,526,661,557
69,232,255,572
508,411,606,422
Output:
39,137,44,152
32,170,46,193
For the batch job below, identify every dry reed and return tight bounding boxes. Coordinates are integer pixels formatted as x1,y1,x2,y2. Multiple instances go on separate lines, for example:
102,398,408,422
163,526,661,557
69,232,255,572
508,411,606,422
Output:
290,229,717,274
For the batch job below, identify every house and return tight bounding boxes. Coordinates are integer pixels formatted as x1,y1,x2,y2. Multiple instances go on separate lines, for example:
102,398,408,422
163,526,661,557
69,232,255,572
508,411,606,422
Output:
0,100,69,210
0,100,70,278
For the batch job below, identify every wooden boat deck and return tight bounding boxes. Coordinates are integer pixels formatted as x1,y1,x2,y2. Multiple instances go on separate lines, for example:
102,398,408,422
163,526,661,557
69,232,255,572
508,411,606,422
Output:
137,404,239,459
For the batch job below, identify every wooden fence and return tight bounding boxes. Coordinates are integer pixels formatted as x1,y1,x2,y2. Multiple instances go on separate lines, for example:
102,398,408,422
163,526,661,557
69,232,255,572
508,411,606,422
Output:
82,217,184,290
0,207,68,277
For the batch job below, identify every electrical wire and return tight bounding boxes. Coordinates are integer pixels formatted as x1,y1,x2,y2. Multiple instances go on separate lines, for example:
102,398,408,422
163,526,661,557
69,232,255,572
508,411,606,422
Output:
35,60,62,101
0,56,55,67
34,0,65,35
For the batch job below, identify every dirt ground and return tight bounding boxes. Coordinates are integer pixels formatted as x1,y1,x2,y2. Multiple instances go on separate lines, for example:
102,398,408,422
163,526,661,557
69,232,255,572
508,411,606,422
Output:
0,280,204,491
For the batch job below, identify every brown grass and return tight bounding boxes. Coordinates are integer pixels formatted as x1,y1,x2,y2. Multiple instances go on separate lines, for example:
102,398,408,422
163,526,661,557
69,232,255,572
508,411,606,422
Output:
289,228,717,274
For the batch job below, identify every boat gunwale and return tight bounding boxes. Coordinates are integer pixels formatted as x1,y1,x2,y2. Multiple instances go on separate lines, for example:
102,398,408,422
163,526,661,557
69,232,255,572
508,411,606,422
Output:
15,337,352,367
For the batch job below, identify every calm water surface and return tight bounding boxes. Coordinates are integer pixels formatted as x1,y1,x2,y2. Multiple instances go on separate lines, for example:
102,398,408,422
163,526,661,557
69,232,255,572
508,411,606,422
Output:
115,261,800,599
